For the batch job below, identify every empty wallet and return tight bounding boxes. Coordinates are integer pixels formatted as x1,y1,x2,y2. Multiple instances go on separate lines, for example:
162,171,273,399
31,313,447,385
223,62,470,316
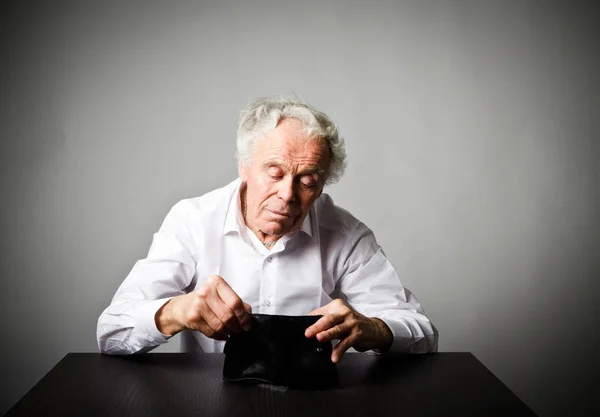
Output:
222,314,338,389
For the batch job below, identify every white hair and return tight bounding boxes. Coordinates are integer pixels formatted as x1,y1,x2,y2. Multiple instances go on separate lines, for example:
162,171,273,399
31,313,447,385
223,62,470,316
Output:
236,96,346,185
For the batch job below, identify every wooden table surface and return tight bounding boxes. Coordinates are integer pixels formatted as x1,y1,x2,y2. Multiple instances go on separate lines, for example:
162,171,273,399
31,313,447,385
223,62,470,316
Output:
6,352,537,417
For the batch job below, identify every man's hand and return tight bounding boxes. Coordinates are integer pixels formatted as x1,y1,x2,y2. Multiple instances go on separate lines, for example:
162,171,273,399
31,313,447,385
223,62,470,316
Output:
304,299,393,363
155,275,252,340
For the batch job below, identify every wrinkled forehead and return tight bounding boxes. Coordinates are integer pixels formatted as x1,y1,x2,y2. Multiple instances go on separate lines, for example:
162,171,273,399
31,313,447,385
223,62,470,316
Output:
258,120,328,157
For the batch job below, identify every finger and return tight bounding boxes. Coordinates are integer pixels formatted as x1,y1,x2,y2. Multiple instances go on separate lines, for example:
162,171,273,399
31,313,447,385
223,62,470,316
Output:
243,302,253,314
205,291,244,333
215,278,252,331
308,298,348,316
305,314,343,338
315,322,350,343
307,305,328,316
195,304,230,340
196,321,228,341
332,335,354,363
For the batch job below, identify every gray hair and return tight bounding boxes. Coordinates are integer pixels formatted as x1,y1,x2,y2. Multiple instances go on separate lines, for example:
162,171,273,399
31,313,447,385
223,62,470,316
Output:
236,96,346,185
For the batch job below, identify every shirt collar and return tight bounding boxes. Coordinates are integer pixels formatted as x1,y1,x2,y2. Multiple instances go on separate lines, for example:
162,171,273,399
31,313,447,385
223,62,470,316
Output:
223,178,244,235
223,178,313,238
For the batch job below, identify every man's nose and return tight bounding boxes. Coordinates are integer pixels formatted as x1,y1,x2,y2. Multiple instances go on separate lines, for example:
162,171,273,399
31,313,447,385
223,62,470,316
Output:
277,176,296,202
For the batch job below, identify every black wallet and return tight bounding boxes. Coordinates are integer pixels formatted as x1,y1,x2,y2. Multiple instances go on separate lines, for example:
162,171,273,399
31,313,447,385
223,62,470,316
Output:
222,314,338,389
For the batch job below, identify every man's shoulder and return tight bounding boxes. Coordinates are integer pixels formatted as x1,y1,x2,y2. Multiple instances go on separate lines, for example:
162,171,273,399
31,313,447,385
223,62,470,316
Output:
313,192,365,236
170,179,239,217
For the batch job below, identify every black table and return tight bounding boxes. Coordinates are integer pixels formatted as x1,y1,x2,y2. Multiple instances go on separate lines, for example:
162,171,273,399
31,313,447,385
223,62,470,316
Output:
5,353,536,416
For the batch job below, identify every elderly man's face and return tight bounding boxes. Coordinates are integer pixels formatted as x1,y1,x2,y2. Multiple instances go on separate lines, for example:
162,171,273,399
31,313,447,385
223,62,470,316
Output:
239,118,330,238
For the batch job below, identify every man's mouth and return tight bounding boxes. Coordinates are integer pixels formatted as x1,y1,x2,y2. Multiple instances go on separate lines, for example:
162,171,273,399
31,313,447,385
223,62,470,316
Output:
266,209,296,218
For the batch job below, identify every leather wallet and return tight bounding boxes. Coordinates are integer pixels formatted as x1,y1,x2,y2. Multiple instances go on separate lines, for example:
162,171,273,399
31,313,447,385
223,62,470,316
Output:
223,314,338,389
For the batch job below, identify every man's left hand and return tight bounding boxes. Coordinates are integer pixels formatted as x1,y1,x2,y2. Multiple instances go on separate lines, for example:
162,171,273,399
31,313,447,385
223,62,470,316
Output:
304,299,393,363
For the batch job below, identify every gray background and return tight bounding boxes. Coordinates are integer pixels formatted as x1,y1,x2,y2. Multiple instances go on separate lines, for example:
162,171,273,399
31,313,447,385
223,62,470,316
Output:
1,0,598,415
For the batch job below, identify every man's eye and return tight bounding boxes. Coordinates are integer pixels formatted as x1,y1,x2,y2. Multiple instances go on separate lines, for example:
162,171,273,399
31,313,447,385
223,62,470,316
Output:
300,177,317,188
267,169,283,178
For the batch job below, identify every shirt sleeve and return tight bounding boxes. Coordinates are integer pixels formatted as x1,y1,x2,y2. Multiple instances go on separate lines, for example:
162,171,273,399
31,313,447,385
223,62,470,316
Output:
337,223,439,354
96,201,197,355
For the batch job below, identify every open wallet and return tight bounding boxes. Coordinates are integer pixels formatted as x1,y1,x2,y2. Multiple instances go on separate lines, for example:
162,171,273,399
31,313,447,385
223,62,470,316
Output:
222,314,339,389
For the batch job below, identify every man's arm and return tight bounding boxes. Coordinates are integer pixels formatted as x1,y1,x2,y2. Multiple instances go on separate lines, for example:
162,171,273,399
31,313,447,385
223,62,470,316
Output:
305,222,438,359
97,200,253,355
96,201,197,354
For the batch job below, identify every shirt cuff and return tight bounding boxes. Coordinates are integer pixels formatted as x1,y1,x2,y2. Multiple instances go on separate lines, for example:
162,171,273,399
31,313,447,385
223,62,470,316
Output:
135,297,175,345
371,317,412,354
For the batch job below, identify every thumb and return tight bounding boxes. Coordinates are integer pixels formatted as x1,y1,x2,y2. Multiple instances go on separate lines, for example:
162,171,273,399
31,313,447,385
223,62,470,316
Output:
307,305,327,316
243,302,253,314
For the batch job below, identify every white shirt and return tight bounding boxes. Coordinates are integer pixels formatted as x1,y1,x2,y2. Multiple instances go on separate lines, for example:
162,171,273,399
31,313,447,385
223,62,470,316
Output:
97,179,438,355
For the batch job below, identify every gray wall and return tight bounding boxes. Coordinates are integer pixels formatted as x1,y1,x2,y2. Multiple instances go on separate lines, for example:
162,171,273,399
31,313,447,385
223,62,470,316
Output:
1,0,598,415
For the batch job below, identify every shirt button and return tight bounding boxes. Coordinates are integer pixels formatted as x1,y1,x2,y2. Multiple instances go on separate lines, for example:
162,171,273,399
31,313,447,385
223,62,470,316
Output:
263,300,271,307
266,257,273,263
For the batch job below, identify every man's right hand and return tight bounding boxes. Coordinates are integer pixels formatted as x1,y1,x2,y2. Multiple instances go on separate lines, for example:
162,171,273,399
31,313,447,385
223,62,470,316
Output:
154,275,252,340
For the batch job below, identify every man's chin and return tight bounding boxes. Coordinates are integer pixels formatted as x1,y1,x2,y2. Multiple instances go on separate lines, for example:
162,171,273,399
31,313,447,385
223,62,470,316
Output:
261,220,296,236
